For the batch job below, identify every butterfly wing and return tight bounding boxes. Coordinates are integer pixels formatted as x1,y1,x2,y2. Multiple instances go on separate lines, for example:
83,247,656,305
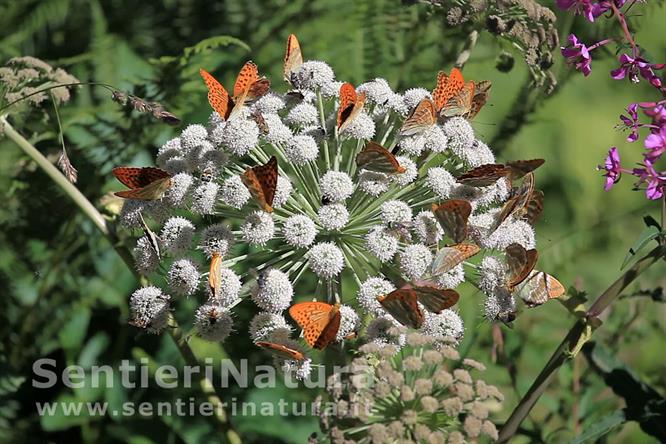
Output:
241,156,278,212
338,87,367,133
523,189,544,225
114,176,172,201
506,159,545,180
456,164,510,187
377,289,424,329
432,199,472,244
199,68,233,120
467,80,491,119
413,286,460,313
208,252,223,300
490,172,535,232
337,82,357,129
113,167,170,189
439,80,474,118
356,141,406,174
233,61,260,99
139,213,161,260
515,270,565,307
505,243,539,289
288,301,337,348
399,98,437,136
314,307,341,350
431,243,480,276
255,341,305,361
433,67,465,113
284,34,303,84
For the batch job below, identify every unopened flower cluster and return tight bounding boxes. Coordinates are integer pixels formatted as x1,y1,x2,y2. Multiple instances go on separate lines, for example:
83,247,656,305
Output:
123,42,541,381
317,332,503,443
558,0,665,199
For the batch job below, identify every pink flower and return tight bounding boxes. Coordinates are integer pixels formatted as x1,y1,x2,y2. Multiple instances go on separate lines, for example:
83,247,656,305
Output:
611,54,665,89
644,125,666,162
556,0,596,21
619,103,640,142
599,147,622,191
633,160,665,200
561,34,592,76
644,103,666,128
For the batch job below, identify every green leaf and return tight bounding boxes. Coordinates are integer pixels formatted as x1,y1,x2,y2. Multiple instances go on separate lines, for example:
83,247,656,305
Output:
58,307,91,350
571,410,626,444
621,225,660,269
153,36,250,66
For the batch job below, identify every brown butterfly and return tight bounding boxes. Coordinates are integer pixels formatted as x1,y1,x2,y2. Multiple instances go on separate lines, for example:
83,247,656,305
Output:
457,159,544,187
138,213,161,260
241,156,278,213
200,61,270,120
284,33,303,86
337,82,367,132
400,98,438,136
490,172,535,232
289,301,341,350
112,166,172,200
432,199,472,244
356,141,406,174
255,341,305,361
523,189,544,225
377,287,459,329
505,243,539,290
515,270,565,307
431,243,480,276
467,80,492,120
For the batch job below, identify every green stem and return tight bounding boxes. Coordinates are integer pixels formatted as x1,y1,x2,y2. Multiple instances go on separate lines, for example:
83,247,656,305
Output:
2,116,241,443
497,244,666,442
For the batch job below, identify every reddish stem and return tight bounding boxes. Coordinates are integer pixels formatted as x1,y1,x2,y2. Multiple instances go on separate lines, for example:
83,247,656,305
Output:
611,2,639,57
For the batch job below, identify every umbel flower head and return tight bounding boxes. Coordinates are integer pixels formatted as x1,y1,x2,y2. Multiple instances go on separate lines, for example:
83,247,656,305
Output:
317,332,504,442
118,34,561,378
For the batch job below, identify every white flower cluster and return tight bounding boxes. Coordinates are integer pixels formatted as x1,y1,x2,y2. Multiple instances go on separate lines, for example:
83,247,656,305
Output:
122,38,545,375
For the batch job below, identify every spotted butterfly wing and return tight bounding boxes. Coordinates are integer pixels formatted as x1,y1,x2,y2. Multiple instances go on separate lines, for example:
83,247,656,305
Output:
433,67,465,113
432,199,472,243
399,98,437,136
113,167,172,200
337,83,367,132
241,156,278,213
255,341,305,361
233,61,260,99
467,80,492,119
515,270,565,307
439,80,475,118
457,164,511,187
490,172,535,232
356,141,406,174
199,68,233,120
431,243,480,276
377,289,424,329
413,285,460,313
505,243,539,290
289,302,341,349
284,34,303,85
506,159,545,180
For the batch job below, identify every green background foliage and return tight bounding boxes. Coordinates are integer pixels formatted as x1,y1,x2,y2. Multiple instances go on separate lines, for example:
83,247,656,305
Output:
0,0,664,442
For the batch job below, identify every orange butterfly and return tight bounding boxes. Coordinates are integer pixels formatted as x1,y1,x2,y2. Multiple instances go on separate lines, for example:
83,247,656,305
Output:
208,252,223,300
504,243,539,290
337,83,367,132
284,34,303,86
289,301,341,350
377,286,459,329
356,141,406,174
112,166,172,201
515,270,565,307
431,243,480,276
432,199,472,244
241,156,278,213
255,341,306,361
200,61,270,120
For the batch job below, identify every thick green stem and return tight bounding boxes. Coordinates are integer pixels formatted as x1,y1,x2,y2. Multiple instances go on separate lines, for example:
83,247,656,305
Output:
497,244,665,442
2,116,240,442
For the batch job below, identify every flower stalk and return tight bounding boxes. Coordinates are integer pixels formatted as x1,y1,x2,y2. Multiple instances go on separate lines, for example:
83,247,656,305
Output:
497,243,666,442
